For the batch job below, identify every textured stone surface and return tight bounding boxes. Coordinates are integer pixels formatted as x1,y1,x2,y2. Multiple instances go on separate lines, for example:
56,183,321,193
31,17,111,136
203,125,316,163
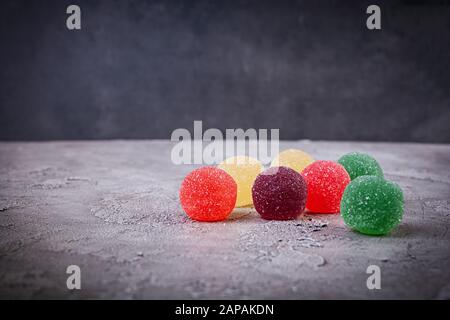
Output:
0,140,449,299
2,2,450,143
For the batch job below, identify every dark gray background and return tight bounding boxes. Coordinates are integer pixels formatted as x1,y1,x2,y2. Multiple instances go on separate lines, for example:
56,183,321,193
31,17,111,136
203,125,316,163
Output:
1,0,449,142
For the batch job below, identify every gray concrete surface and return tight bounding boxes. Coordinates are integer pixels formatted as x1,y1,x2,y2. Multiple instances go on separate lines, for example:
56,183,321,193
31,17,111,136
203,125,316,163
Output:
0,140,449,299
2,1,450,142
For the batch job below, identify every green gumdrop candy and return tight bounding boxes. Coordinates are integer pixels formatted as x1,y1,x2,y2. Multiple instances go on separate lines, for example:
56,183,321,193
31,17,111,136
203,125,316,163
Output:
341,176,404,235
338,152,383,180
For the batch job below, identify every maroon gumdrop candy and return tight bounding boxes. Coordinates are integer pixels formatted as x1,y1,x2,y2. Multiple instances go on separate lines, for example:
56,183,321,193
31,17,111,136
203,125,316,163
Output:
252,166,308,220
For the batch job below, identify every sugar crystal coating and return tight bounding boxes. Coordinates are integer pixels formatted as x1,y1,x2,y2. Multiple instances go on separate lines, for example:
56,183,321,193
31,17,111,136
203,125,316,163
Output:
179,167,237,222
338,152,383,180
252,166,307,220
302,160,350,213
341,175,404,235
218,156,263,207
271,149,314,174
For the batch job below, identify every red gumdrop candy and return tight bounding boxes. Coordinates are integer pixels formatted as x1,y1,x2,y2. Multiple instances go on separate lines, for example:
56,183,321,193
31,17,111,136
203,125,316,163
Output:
252,166,308,220
301,160,350,213
179,167,237,222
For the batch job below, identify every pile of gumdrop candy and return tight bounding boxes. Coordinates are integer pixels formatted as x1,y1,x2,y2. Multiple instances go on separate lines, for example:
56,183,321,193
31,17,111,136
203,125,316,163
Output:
179,149,404,235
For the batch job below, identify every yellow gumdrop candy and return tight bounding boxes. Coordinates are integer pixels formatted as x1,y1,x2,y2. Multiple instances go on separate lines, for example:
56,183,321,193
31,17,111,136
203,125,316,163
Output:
270,149,314,174
218,156,263,207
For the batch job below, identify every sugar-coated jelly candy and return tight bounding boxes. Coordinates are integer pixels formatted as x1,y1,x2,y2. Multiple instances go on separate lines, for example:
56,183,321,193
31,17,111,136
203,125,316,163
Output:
302,160,350,213
338,152,383,180
179,167,237,222
218,156,263,207
252,166,307,220
341,176,404,235
271,149,314,174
